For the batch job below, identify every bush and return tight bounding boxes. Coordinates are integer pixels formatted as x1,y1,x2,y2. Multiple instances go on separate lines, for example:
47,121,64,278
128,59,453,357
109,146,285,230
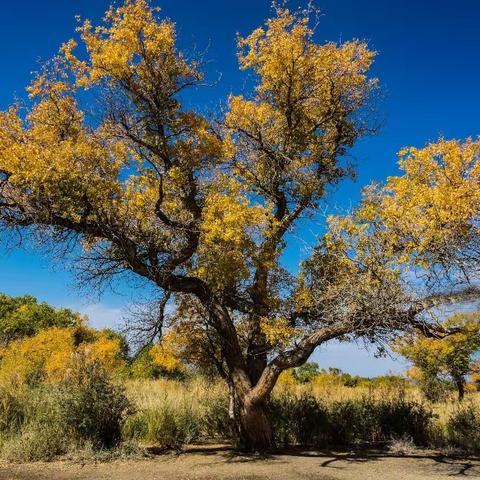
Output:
122,379,230,449
199,394,230,439
57,355,132,448
0,386,68,462
271,393,329,446
446,403,480,453
419,376,452,403
271,393,433,448
0,355,132,461
0,421,67,462
123,404,201,449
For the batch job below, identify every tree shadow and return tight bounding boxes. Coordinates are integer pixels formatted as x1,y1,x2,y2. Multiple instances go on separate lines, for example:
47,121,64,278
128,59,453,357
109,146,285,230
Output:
160,443,480,476
276,447,480,476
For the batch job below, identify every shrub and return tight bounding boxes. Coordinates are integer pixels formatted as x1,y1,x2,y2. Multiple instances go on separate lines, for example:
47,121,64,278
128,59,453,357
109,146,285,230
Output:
271,393,433,448
271,393,329,446
419,376,452,403
0,386,68,462
123,404,202,449
446,403,480,453
57,355,132,448
200,393,230,439
0,356,132,461
0,421,67,462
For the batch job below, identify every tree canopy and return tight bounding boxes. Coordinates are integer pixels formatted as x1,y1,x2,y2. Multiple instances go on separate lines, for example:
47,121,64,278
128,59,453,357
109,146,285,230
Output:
0,293,80,345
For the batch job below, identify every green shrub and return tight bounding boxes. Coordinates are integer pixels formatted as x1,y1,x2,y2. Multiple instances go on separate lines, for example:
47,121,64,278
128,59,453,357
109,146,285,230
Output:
0,386,68,462
57,356,132,448
271,393,433,448
271,393,329,446
446,403,480,452
200,394,230,439
0,421,67,462
123,403,201,449
419,376,452,403
0,358,132,461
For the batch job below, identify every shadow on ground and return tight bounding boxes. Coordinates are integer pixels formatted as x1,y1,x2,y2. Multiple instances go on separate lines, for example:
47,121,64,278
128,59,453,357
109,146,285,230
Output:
1,444,480,480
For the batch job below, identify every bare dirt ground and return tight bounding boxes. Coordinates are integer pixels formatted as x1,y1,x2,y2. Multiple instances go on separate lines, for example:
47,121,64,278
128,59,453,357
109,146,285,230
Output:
1,445,479,480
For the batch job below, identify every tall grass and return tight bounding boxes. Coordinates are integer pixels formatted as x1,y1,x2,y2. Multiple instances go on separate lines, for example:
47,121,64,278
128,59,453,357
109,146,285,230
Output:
123,378,229,449
1,374,479,462
121,378,480,453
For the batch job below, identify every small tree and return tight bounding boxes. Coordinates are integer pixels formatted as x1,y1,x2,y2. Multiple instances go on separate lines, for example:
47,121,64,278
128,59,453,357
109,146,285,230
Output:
1,0,479,450
394,313,480,401
294,362,320,384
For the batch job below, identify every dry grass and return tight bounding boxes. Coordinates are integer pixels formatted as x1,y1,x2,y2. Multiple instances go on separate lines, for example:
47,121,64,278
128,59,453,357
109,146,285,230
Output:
124,377,480,452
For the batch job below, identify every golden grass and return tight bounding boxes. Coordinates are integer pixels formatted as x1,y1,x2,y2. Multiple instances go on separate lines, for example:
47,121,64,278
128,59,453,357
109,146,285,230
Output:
125,377,480,431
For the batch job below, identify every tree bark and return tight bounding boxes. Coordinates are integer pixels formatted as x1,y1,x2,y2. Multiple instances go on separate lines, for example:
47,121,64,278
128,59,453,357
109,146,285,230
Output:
454,376,465,401
234,391,274,452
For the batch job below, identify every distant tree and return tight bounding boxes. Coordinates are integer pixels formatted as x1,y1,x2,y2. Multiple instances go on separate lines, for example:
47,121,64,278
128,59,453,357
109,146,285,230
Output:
294,362,320,383
0,0,479,450
393,313,480,401
0,293,80,345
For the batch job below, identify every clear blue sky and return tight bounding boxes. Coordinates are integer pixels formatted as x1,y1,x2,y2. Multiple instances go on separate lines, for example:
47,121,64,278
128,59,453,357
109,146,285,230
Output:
0,0,479,375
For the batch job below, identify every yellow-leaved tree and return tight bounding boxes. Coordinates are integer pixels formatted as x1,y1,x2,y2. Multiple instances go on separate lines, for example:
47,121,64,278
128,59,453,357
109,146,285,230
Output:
393,313,480,401
0,0,479,450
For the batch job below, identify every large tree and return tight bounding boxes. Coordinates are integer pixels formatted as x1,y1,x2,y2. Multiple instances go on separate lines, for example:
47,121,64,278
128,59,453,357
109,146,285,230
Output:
0,0,479,450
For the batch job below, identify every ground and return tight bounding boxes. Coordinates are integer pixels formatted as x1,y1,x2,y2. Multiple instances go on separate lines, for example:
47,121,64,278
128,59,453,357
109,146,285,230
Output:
1,446,479,480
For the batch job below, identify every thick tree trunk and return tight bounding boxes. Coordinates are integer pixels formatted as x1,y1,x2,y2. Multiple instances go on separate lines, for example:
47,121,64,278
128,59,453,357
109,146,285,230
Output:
235,395,274,452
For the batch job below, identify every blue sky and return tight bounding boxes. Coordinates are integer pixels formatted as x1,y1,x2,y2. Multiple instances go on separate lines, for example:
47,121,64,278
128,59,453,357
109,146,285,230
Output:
0,0,479,375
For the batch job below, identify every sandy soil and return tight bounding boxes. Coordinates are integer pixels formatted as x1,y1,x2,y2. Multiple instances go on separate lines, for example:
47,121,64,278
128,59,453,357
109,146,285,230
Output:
0,446,479,480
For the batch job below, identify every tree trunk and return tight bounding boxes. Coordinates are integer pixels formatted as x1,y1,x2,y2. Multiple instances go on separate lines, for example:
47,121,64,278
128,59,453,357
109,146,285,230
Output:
235,395,274,452
454,376,465,401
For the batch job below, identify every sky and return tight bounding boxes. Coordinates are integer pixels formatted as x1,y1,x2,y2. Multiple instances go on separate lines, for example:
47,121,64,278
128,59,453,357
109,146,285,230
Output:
0,0,479,376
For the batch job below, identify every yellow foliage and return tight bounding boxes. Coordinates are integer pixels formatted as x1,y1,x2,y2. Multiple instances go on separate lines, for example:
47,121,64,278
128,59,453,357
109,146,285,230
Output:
260,316,299,350
276,369,297,390
196,177,271,290
150,332,187,374
330,139,480,274
84,333,125,372
226,6,376,204
0,326,126,387
381,139,480,267
393,313,480,384
0,328,74,385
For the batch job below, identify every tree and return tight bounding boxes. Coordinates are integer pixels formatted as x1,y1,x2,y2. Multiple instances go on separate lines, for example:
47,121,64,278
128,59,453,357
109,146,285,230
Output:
294,362,320,383
394,313,480,401
0,0,479,450
0,293,80,345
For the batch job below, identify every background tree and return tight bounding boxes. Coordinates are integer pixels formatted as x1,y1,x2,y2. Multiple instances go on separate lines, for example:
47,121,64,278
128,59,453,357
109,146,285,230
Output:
393,313,480,401
0,0,479,451
294,362,320,384
0,293,81,345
